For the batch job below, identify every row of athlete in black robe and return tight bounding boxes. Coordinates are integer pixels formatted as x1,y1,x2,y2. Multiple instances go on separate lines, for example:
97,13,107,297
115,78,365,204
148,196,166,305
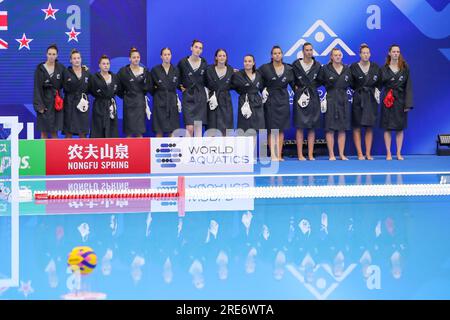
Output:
33,50,413,140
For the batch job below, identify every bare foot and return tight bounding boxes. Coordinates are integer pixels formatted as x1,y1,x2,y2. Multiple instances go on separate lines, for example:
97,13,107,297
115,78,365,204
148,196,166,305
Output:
386,155,392,160
397,154,404,160
340,155,349,161
308,156,316,161
271,157,279,162
329,156,336,161
358,156,366,160
366,155,374,160
298,156,307,161
279,157,285,161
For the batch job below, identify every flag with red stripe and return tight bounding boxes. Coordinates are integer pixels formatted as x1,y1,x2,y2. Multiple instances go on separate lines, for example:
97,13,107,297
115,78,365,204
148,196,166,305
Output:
0,38,7,49
0,11,7,31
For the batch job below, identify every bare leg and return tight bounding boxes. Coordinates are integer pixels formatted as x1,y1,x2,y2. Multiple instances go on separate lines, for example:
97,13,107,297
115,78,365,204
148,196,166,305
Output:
186,125,194,137
353,128,365,160
384,130,392,160
156,132,163,138
278,131,285,161
51,131,58,139
270,131,278,161
40,132,49,139
365,128,374,160
338,130,348,160
396,130,404,160
296,129,306,161
326,130,336,160
307,129,315,160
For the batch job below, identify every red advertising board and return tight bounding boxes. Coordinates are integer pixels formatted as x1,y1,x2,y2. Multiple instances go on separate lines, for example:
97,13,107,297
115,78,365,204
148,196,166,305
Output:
46,138,151,175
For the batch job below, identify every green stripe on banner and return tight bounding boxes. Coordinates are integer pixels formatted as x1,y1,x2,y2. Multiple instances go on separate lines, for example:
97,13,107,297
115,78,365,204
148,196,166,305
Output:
19,140,46,176
0,140,46,176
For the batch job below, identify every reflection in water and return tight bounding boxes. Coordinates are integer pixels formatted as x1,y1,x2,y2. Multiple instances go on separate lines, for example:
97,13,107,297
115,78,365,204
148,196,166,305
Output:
360,250,372,278
78,223,90,242
274,251,286,280
216,251,228,280
44,259,58,288
241,211,253,236
110,215,118,236
1,174,450,299
245,248,257,274
163,257,173,284
391,251,402,279
131,255,145,284
333,251,345,278
101,249,113,276
262,224,270,240
299,219,311,236
205,220,219,243
189,260,204,289
18,280,34,298
145,213,152,237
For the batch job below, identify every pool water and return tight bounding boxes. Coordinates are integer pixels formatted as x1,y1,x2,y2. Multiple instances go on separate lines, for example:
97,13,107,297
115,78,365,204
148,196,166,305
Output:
1,174,450,300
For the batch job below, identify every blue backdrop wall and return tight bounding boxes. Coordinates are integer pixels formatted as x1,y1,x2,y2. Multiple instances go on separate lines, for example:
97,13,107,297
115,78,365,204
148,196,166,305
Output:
0,0,449,155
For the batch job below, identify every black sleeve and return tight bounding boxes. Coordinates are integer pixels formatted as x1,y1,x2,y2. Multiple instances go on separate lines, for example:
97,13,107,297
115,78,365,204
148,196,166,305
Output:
85,71,92,94
88,76,101,98
175,67,180,90
115,75,123,99
116,70,125,99
404,68,414,110
375,66,383,91
176,60,184,90
145,69,154,95
33,67,45,112
230,73,238,92
287,67,295,91
317,65,326,87
62,69,71,94
258,71,265,93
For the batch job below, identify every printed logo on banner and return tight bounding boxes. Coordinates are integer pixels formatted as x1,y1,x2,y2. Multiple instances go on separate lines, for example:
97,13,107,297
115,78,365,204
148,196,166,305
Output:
155,142,182,169
151,137,254,174
285,19,355,59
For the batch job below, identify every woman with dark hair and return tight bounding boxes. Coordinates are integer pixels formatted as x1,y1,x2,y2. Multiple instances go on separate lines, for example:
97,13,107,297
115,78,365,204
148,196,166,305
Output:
63,49,91,138
89,55,121,138
177,40,208,136
205,49,235,135
118,47,152,137
292,42,322,160
350,43,381,160
231,55,265,133
259,46,294,161
319,48,353,160
33,44,66,139
380,44,413,160
150,47,181,137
